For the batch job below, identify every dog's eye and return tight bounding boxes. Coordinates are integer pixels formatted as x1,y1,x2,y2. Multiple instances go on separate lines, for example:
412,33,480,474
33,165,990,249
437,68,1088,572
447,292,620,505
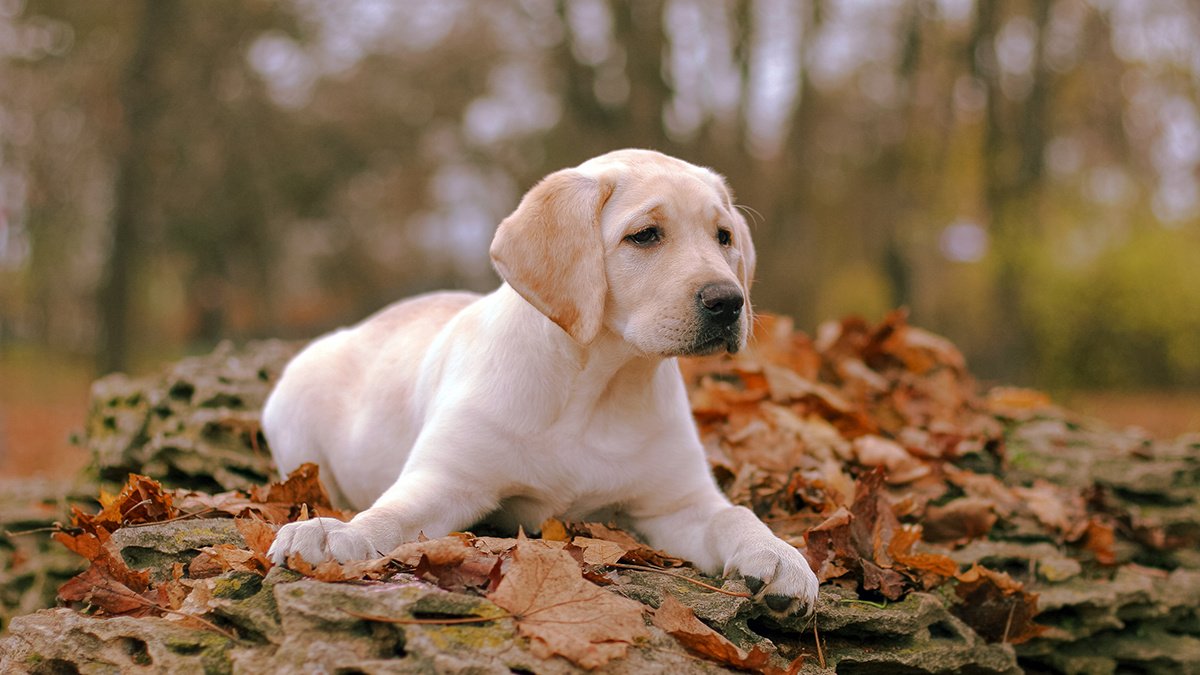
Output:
625,227,662,247
717,228,732,247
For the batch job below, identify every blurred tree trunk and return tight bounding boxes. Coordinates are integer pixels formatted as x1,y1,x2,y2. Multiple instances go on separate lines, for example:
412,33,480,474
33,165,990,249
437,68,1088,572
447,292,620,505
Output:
878,1,924,310
972,0,1053,382
96,0,177,373
755,0,819,328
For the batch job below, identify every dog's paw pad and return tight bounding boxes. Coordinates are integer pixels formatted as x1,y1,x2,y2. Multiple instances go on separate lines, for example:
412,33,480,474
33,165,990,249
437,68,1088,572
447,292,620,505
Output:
764,594,793,613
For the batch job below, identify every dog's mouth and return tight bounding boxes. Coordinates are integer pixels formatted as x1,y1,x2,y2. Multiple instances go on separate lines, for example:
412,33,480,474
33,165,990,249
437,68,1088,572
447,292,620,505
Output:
679,330,742,356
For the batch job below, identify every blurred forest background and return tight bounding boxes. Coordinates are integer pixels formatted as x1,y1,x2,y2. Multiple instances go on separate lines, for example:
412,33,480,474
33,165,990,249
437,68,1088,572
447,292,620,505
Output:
1,0,1198,476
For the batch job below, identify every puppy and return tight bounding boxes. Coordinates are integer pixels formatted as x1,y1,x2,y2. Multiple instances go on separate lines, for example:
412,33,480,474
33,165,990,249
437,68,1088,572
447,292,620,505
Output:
263,149,820,615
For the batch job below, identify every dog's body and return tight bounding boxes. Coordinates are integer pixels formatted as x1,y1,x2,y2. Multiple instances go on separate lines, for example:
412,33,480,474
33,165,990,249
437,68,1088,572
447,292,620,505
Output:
264,149,819,614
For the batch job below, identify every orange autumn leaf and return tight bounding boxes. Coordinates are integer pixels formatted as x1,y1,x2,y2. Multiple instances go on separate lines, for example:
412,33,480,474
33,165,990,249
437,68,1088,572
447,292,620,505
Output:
234,517,277,570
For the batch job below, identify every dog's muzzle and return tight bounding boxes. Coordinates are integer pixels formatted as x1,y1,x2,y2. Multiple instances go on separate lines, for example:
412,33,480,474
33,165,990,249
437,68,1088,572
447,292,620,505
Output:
684,282,744,355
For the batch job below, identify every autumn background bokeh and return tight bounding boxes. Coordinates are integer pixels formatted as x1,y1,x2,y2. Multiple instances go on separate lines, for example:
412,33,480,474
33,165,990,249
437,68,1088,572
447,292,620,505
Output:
1,0,1198,477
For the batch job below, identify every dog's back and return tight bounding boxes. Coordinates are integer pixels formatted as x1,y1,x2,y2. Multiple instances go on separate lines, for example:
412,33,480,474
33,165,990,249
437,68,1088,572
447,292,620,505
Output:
262,290,480,508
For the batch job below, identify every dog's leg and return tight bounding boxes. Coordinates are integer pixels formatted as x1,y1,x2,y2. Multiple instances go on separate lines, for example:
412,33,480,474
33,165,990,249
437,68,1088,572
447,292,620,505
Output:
267,463,499,566
632,486,820,617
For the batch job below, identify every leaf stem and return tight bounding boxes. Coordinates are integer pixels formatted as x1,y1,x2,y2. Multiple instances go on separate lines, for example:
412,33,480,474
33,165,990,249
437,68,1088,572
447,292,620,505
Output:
122,507,217,528
341,608,510,625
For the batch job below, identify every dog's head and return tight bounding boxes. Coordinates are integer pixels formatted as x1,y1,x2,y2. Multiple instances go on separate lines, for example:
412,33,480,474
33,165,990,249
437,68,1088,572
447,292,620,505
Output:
490,149,756,357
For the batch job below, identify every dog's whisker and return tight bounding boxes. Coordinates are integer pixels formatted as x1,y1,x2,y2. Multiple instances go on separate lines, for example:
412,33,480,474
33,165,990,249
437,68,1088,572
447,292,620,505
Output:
734,203,764,227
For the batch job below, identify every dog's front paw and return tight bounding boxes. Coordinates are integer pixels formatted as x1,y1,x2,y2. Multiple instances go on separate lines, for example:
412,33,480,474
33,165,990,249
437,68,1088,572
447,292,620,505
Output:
726,537,820,618
267,517,380,567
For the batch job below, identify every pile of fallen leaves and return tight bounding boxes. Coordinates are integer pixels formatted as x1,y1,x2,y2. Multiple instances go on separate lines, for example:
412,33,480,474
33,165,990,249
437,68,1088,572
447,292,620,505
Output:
50,467,798,672
44,310,1192,672
683,311,1130,641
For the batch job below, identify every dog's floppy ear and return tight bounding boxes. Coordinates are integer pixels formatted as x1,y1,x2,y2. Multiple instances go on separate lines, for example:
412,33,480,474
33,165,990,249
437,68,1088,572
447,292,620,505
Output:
490,169,614,345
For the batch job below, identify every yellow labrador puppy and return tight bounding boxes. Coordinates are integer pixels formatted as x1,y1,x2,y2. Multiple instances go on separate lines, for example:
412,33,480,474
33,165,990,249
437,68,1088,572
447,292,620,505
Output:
264,149,819,614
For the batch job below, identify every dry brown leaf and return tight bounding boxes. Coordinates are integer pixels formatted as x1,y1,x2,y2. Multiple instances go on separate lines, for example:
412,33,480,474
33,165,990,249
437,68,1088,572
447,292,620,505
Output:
71,474,176,540
852,435,931,484
745,313,822,380
572,537,628,566
887,524,957,589
539,518,570,542
57,563,156,615
54,530,157,615
802,507,854,582
1012,481,1083,535
953,565,1046,644
384,535,474,567
922,497,998,543
652,595,800,674
487,540,649,669
235,518,277,570
1081,518,1118,565
377,535,502,592
251,462,334,510
173,463,351,525
286,553,360,582
187,550,227,579
192,544,263,575
575,522,684,568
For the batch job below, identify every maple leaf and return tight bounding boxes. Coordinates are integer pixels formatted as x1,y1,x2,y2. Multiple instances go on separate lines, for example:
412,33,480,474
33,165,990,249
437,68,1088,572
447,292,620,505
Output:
652,595,801,675
487,540,649,669
71,473,176,541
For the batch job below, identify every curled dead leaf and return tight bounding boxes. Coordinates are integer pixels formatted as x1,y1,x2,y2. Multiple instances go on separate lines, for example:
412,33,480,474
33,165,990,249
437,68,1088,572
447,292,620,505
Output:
652,595,800,674
953,564,1045,644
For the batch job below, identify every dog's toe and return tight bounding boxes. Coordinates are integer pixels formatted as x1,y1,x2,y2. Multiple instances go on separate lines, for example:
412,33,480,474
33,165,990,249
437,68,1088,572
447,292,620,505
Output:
267,517,379,567
726,538,820,618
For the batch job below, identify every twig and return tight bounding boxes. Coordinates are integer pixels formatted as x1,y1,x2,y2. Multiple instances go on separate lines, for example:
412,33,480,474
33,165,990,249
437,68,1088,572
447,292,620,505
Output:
1001,601,1016,644
5,525,68,537
608,562,751,598
342,608,510,625
814,622,826,669
123,507,217,528
837,597,888,609
120,498,154,523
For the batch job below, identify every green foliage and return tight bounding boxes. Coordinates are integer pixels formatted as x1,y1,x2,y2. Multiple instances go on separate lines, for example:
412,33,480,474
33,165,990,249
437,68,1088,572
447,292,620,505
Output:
1027,228,1200,388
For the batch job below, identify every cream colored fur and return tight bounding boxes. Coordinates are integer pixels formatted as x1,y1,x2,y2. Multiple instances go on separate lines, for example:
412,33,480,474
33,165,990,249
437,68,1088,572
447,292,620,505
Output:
263,149,819,614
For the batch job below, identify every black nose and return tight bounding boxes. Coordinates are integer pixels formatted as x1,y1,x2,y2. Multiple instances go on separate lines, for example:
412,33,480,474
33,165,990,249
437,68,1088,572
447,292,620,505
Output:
698,282,744,327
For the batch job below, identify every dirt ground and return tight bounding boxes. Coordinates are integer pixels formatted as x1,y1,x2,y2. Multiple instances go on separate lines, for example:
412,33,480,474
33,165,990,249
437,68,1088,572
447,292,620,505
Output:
0,349,92,479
